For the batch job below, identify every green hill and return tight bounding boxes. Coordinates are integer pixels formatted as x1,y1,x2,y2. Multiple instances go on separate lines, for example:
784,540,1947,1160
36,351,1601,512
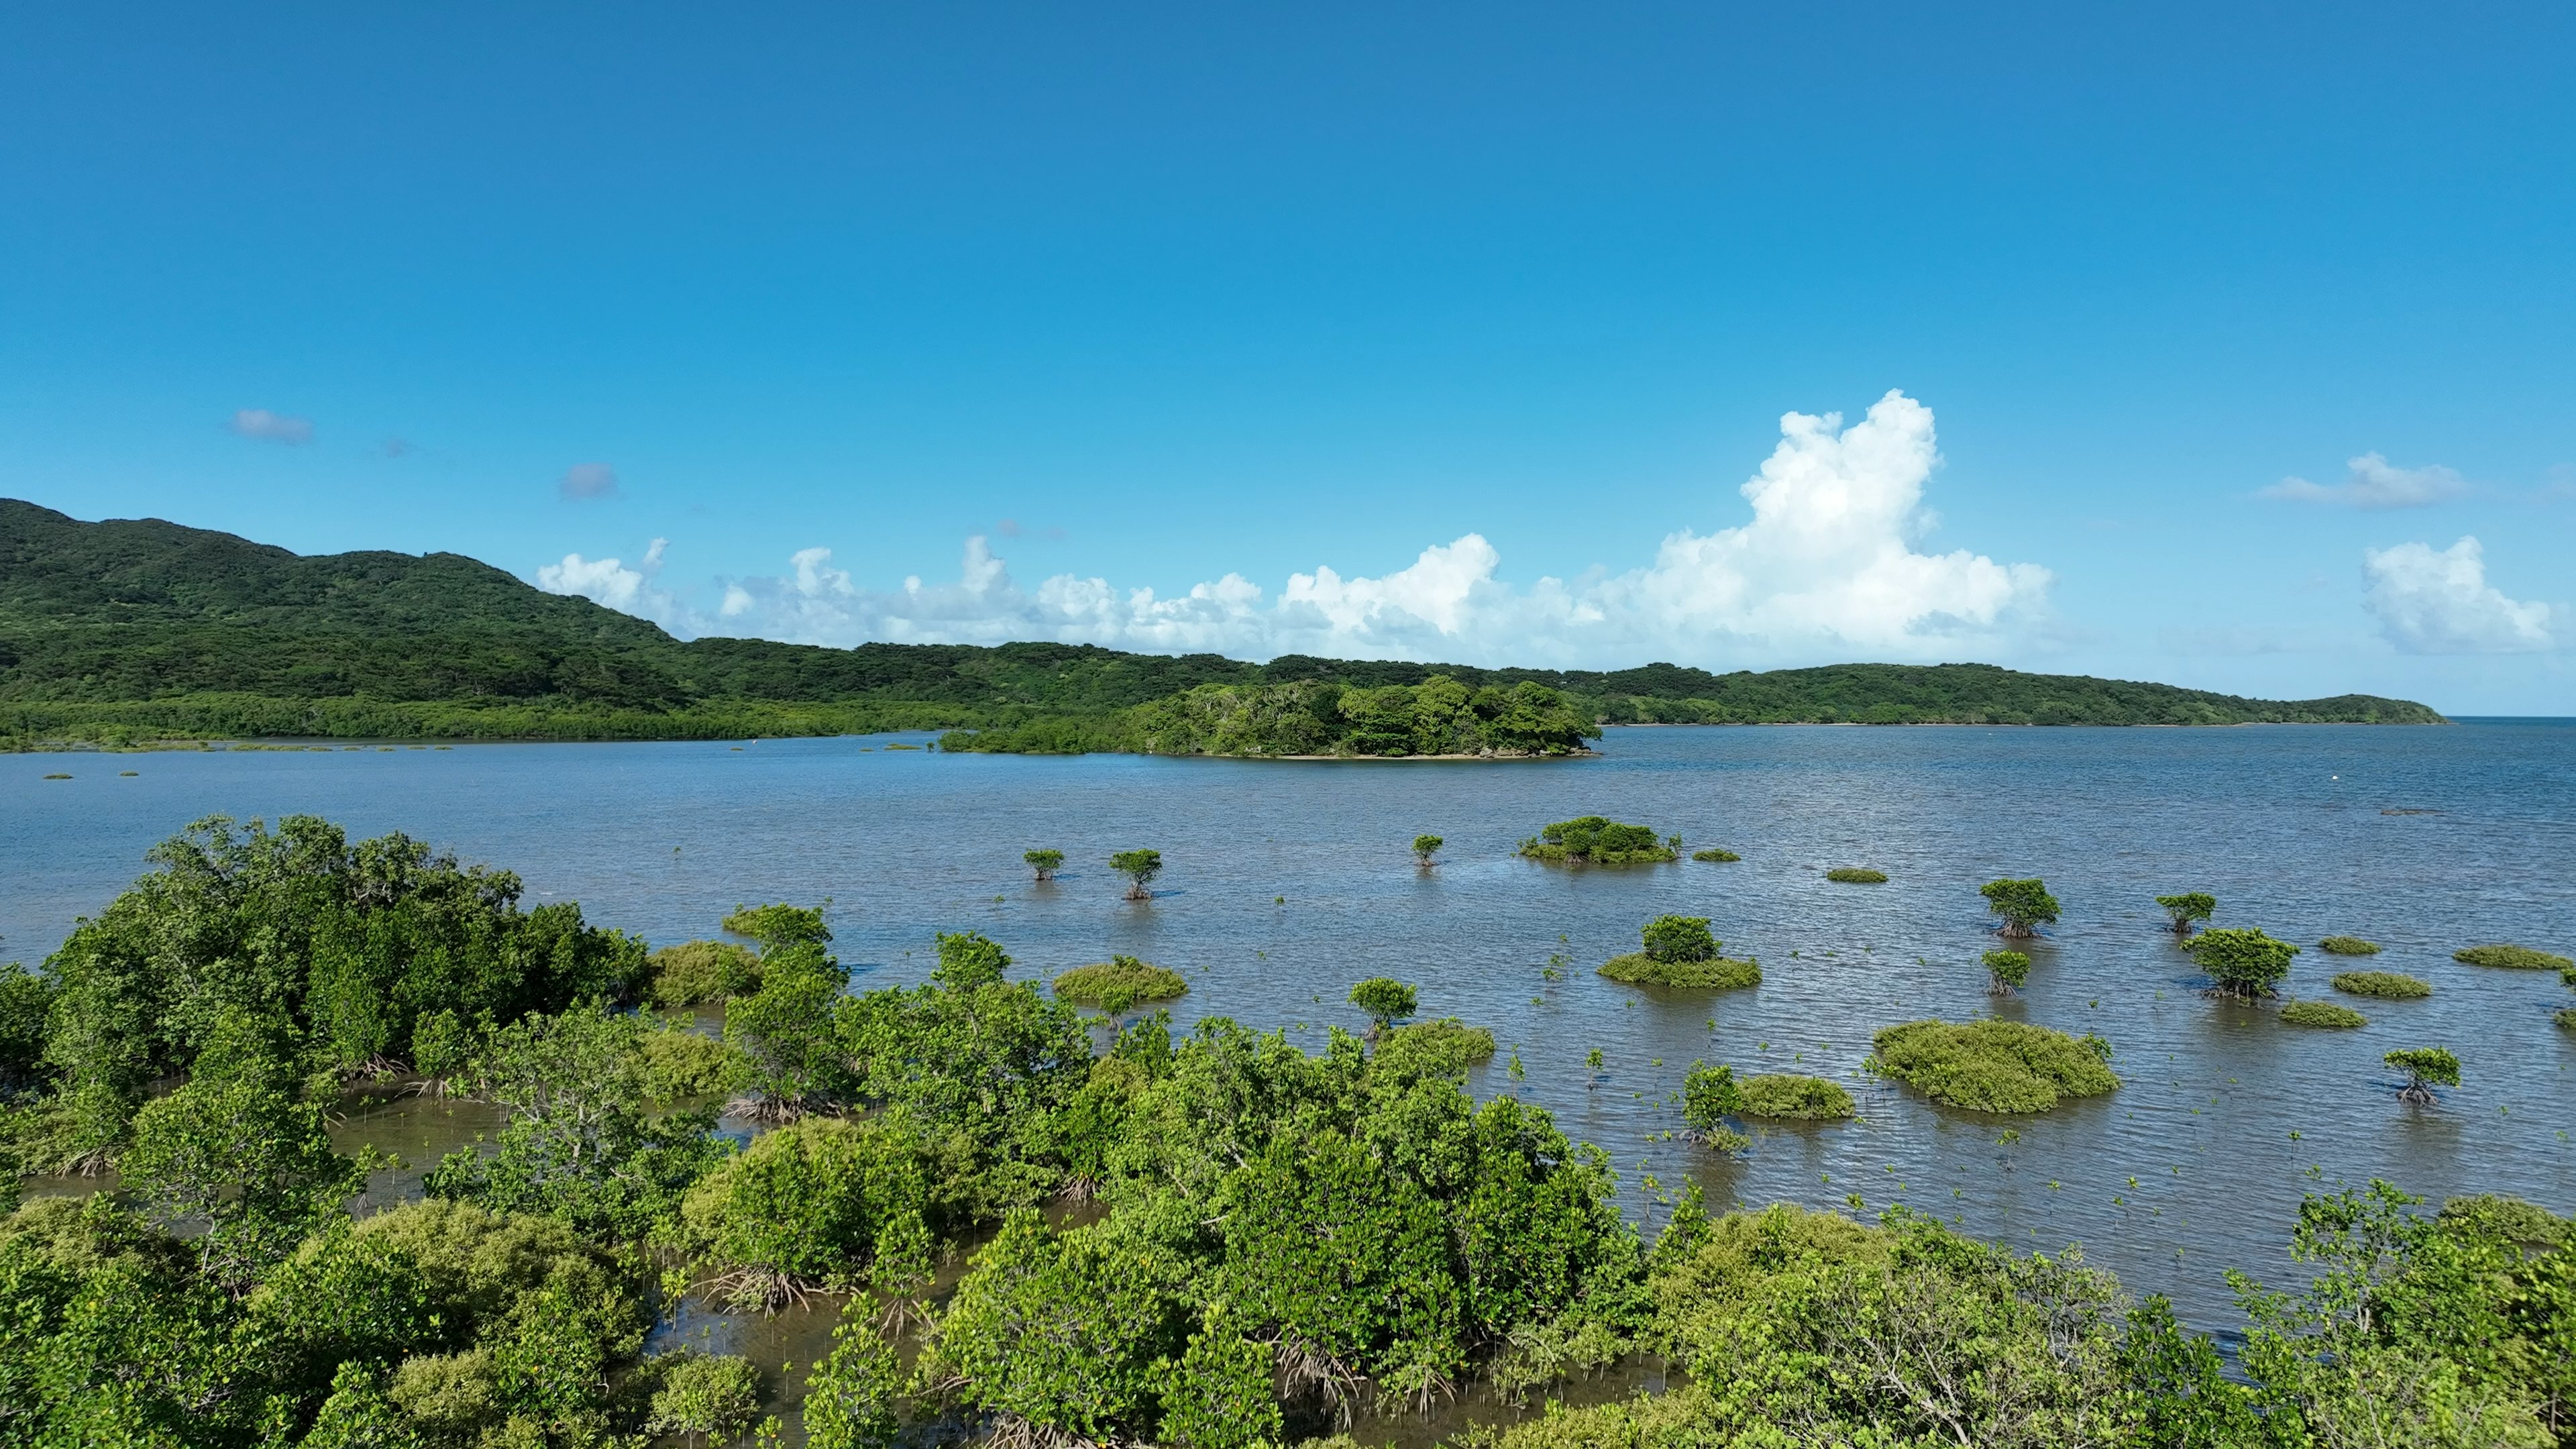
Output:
0,498,2445,748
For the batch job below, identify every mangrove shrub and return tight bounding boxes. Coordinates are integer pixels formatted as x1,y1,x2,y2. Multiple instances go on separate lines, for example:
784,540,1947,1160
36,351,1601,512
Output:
1110,849,1164,900
1737,1073,1856,1120
2453,943,2573,971
2317,935,2381,956
1827,867,1888,884
1984,950,2031,996
2384,1046,2460,1104
678,1116,933,1310
1870,1020,2118,1114
1690,847,1740,863
1642,915,1718,965
1376,1018,1497,1076
2156,892,2216,935
1680,1063,1748,1150
1053,956,1188,1014
1412,835,1443,865
1518,816,1676,865
1348,978,1418,1031
1024,848,1063,881
1980,878,2060,937
2331,970,2430,1000
647,939,762,1010
2280,1000,2366,1029
2183,927,2298,1000
720,902,830,947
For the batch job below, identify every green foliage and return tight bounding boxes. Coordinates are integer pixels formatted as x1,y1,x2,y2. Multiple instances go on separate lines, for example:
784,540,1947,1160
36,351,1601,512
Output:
1641,914,1718,964
33,814,644,1163
643,1350,765,1447
1984,949,2031,994
120,1015,374,1293
1826,866,1888,883
1599,953,1760,989
1517,816,1677,864
2453,943,2573,971
1738,1073,1856,1120
2282,1000,2367,1029
1110,848,1164,896
426,1004,729,1236
928,1208,1193,1440
1981,877,2061,935
1870,1019,2121,1114
1022,847,1063,880
681,1118,931,1309
2334,969,2430,999
2318,934,2382,955
649,939,763,1009
637,1022,741,1103
1411,834,1443,864
1690,847,1740,862
2438,1194,2567,1249
1680,1062,1743,1134
1348,977,1418,1029
2184,926,2300,1000
2385,1046,2461,1101
802,1297,906,1449
719,902,830,947
2156,892,2216,930
723,942,857,1118
1375,1018,1497,1076
1053,956,1189,1014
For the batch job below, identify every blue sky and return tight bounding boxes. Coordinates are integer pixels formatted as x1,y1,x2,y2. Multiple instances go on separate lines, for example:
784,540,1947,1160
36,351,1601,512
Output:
4,3,2571,712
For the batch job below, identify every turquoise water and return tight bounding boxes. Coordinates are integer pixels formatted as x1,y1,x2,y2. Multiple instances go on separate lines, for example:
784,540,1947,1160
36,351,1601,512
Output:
7,721,2572,1331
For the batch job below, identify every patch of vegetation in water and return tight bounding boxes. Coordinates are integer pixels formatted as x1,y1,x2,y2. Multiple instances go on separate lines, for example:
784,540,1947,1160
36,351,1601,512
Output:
2318,935,2382,955
2453,943,2573,971
1599,915,1758,989
1691,847,1741,863
1052,955,1188,1013
1377,1017,1497,1075
1825,867,1887,883
1519,816,1678,864
2281,1000,2367,1029
1868,1019,2118,1114
1737,1073,1856,1120
2332,970,2430,1000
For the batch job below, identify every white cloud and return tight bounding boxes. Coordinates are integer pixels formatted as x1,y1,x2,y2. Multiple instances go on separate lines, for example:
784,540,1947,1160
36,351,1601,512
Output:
2361,537,2555,654
536,538,694,634
2264,451,2467,509
231,408,313,445
539,390,2053,667
559,462,620,500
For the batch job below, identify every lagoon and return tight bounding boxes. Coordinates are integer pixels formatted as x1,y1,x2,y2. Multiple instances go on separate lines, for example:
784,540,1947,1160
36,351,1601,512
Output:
7,720,2572,1334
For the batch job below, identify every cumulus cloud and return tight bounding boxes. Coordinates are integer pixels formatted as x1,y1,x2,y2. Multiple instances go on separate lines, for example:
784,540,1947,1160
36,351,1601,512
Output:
231,409,313,445
2361,537,2555,654
2264,451,2467,509
539,390,2052,667
559,462,620,500
536,538,694,634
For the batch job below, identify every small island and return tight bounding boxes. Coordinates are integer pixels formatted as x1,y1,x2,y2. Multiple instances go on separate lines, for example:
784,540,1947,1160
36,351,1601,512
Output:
2332,971,2430,1000
1870,1019,2119,1113
1521,816,1679,865
1052,955,1188,1012
1599,915,1760,988
2281,1000,2367,1029
1738,1073,1856,1120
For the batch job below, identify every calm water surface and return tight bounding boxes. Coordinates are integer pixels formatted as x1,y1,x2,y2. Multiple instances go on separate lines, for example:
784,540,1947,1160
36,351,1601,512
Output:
8,723,2573,1354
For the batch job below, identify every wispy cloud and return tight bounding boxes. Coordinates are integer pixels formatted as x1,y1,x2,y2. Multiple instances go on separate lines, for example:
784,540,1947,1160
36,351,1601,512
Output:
996,518,1067,541
231,408,313,445
540,391,2053,668
382,436,418,458
558,462,620,500
2264,451,2467,509
2361,536,2555,653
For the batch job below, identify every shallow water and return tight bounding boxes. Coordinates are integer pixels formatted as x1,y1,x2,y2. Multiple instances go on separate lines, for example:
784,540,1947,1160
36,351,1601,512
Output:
9,722,2573,1350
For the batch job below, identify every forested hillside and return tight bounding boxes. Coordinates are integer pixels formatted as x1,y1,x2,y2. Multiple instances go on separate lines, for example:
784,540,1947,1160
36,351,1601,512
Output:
0,499,2445,747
